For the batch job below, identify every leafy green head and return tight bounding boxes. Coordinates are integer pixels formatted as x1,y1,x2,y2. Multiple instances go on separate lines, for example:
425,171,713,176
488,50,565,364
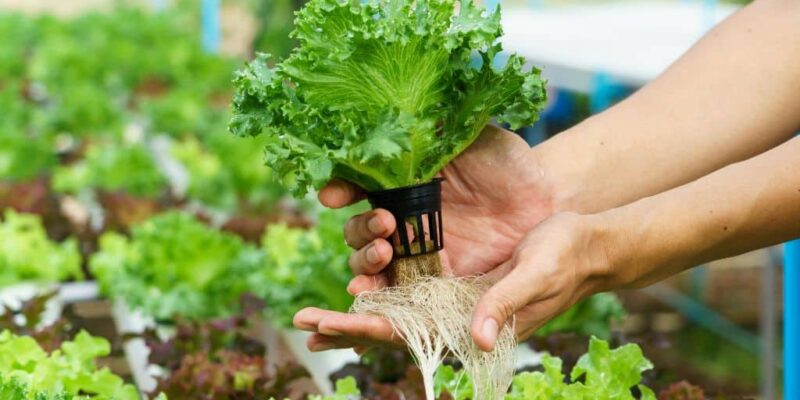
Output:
0,209,82,287
0,330,140,400
230,0,546,194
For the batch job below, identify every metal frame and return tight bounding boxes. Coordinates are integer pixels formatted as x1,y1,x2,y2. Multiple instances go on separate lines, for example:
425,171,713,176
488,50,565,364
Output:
201,0,220,54
785,240,799,399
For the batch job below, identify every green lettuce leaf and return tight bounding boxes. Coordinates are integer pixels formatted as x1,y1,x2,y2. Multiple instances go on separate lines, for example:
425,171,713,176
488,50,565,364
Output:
231,0,546,194
171,134,291,213
90,211,262,320
90,207,356,322
0,330,139,400
0,210,82,287
332,337,656,400
537,293,625,339
434,365,472,400
52,140,167,198
0,133,57,182
508,337,655,400
309,376,361,400
254,205,362,326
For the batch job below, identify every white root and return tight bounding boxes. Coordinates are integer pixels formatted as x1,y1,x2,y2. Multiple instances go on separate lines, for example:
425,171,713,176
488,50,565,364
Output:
351,276,516,400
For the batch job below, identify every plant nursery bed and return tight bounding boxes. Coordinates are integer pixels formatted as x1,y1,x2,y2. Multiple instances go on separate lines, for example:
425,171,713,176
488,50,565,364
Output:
109,299,324,397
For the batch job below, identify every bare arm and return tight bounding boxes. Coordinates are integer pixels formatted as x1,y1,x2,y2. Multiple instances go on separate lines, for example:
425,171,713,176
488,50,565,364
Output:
471,136,800,351
602,136,800,288
535,0,800,213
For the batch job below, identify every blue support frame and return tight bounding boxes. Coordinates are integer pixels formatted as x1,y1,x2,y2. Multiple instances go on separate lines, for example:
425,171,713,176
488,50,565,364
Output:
785,240,800,399
201,0,220,54
590,72,629,114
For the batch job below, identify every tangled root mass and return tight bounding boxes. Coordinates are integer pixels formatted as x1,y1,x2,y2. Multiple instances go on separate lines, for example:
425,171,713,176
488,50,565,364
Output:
351,255,515,400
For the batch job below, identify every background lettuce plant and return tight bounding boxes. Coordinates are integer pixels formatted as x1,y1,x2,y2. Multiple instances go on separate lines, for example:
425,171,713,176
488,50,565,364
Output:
0,330,139,400
0,210,81,287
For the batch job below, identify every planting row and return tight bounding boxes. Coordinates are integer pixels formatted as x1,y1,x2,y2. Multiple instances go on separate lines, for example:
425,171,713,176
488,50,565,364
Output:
2,289,707,400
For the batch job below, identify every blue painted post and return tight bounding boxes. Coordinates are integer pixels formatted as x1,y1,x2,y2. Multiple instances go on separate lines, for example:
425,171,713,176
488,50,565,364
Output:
201,0,220,54
591,72,628,114
785,240,800,400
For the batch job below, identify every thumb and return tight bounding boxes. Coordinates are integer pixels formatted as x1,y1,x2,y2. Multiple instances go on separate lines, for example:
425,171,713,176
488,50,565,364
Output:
470,265,534,352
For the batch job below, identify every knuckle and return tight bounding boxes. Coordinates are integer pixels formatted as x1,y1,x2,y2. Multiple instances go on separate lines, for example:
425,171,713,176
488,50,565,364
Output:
363,261,384,275
490,291,519,320
347,251,363,273
345,215,359,234
344,215,368,248
343,219,356,245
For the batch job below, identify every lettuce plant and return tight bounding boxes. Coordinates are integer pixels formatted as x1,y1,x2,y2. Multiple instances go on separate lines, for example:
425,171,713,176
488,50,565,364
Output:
255,206,359,326
332,337,657,400
506,337,656,400
231,0,547,194
0,134,57,183
3,6,236,139
0,330,139,400
90,208,355,322
170,135,290,214
308,377,361,400
537,293,626,339
90,211,262,320
0,210,81,287
141,297,312,400
52,140,167,198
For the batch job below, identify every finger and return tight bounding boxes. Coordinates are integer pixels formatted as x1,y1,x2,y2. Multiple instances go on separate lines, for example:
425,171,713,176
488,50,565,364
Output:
481,260,515,284
353,345,370,356
348,239,393,275
318,179,365,209
306,334,383,353
316,312,403,346
347,273,390,295
306,333,357,352
293,307,328,332
344,209,396,249
471,266,537,352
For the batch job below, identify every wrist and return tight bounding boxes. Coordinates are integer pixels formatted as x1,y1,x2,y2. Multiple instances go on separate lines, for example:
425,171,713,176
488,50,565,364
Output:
582,208,641,291
530,116,606,215
588,197,694,290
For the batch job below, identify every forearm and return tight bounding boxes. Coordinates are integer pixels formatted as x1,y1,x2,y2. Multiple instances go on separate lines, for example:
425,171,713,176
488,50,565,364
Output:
596,136,800,289
534,0,800,214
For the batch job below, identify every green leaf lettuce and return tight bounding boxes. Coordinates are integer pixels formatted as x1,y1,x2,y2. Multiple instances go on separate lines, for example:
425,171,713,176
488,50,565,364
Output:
230,0,546,194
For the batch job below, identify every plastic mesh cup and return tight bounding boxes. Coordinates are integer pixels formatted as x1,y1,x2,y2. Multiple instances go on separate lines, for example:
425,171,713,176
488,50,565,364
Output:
366,178,444,258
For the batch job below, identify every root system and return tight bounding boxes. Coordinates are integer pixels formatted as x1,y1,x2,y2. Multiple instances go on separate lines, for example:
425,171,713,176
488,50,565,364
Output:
352,254,515,400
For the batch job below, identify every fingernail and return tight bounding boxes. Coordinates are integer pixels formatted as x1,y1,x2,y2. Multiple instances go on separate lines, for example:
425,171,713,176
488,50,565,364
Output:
367,216,384,235
311,343,335,352
320,327,343,336
481,319,499,348
366,244,380,264
347,279,358,295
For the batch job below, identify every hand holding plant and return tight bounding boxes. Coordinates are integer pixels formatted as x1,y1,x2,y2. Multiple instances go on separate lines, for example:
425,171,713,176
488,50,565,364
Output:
293,126,555,349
